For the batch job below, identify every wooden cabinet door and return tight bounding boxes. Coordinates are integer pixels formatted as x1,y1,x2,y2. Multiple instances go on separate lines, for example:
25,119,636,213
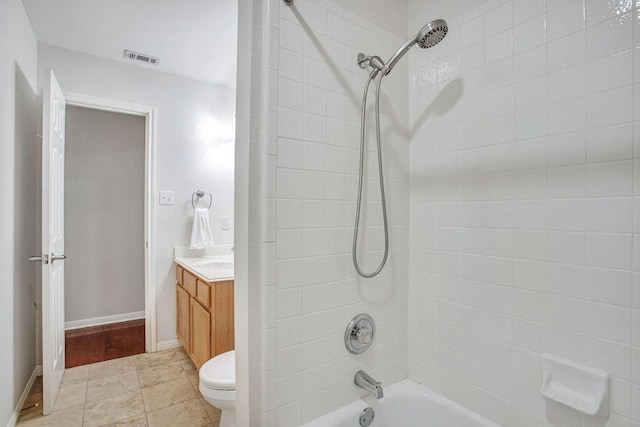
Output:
212,281,235,356
176,285,191,352
190,298,212,368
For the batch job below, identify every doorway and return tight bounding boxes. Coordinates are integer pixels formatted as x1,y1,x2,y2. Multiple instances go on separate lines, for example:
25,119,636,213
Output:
64,104,145,366
64,93,158,363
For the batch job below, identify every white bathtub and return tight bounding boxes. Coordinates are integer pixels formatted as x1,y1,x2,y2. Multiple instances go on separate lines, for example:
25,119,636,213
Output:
304,380,499,427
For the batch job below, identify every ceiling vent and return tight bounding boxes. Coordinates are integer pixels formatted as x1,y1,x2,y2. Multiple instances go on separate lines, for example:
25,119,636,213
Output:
123,49,160,65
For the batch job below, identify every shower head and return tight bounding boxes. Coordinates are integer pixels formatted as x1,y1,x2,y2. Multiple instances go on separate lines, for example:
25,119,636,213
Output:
376,19,448,75
416,19,448,49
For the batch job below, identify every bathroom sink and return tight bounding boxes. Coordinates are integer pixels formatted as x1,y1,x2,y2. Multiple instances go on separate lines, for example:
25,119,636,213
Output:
194,260,234,270
193,259,234,278
175,253,235,281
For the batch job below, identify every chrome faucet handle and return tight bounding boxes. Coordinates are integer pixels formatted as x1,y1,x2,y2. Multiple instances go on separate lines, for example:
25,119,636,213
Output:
356,327,372,345
345,313,376,354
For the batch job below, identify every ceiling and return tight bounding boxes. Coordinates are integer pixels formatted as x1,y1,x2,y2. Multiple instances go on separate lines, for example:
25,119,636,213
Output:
22,0,238,87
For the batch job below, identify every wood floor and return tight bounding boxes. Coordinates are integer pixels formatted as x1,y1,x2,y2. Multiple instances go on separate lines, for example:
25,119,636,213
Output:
65,320,146,368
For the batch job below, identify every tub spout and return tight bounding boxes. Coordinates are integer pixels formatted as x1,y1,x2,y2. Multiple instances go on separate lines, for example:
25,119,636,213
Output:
354,370,384,399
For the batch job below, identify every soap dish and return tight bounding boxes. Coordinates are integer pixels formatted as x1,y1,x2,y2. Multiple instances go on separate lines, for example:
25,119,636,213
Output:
540,353,609,416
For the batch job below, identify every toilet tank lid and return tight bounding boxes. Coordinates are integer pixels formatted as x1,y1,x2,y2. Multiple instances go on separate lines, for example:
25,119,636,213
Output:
200,350,235,390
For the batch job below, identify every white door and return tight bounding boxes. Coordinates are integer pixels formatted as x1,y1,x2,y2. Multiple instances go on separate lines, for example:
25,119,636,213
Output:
42,69,66,415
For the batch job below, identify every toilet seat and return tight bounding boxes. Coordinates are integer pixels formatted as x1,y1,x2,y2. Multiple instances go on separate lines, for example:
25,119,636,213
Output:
200,350,235,390
199,384,236,401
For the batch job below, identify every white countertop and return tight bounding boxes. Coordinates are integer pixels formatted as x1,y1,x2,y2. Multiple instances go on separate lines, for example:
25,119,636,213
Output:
174,245,234,282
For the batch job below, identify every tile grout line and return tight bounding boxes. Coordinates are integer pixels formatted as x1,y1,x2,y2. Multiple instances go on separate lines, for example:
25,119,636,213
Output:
81,373,88,427
135,355,150,426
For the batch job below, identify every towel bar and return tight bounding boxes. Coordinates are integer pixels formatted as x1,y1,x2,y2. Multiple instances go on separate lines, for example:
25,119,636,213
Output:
192,190,213,209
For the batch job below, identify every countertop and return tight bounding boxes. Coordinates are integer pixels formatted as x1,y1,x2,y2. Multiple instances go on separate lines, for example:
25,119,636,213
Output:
174,245,234,282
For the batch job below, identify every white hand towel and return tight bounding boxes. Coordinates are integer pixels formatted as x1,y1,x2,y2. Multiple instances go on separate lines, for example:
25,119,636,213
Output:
189,207,214,249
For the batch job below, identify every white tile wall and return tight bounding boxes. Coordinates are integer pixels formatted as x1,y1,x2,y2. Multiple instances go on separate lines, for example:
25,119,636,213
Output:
254,0,640,425
259,0,409,425
407,0,640,426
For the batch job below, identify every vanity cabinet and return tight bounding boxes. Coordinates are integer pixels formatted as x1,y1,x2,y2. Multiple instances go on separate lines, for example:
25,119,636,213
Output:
175,264,234,368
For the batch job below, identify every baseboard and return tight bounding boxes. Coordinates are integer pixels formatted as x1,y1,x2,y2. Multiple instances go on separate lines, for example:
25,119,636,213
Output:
65,311,145,331
156,338,182,351
6,366,38,427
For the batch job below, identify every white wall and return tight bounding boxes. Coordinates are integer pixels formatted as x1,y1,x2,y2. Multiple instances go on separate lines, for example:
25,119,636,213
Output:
64,106,145,322
0,0,38,424
253,0,410,424
37,44,236,344
407,0,640,425
232,0,257,424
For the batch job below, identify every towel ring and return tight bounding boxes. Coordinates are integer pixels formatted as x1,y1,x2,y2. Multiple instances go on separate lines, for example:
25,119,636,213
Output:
192,190,212,209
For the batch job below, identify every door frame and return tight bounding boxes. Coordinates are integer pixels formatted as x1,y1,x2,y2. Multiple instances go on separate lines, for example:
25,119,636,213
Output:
64,92,158,352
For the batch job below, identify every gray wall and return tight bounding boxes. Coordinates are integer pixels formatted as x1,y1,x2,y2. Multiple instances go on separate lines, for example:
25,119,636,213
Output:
0,0,38,424
65,106,145,322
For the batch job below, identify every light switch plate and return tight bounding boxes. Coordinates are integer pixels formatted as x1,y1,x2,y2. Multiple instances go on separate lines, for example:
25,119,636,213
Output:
221,216,230,230
159,191,175,205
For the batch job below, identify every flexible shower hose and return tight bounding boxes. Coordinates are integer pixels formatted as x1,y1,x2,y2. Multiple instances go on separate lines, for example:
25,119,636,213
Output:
352,70,390,278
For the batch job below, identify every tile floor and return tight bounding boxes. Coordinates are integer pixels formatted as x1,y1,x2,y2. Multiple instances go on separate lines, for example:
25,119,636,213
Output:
17,348,221,427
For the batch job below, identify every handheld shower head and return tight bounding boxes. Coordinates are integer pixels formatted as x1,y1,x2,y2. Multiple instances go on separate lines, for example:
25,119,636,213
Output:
353,19,448,278
380,19,448,75
416,19,448,48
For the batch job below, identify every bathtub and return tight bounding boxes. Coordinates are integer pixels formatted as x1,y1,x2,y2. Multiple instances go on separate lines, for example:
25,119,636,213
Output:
303,380,499,427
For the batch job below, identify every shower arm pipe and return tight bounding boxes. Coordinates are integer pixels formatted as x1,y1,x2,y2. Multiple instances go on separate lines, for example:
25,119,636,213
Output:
352,70,390,278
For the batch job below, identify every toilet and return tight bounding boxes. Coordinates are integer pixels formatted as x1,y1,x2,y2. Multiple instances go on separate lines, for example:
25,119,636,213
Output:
199,350,236,427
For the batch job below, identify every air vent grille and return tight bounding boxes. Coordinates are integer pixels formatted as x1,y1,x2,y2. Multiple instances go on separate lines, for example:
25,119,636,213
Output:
123,50,160,65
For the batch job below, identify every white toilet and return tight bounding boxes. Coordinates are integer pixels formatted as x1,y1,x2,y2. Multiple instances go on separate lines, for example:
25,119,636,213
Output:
199,350,236,427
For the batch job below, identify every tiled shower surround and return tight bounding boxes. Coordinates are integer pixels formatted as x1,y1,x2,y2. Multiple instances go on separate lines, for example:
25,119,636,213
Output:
407,0,639,426
258,0,409,425
254,0,640,425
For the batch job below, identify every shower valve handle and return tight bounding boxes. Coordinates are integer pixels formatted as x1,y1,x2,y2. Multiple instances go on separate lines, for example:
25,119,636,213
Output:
345,313,376,354
356,327,372,345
